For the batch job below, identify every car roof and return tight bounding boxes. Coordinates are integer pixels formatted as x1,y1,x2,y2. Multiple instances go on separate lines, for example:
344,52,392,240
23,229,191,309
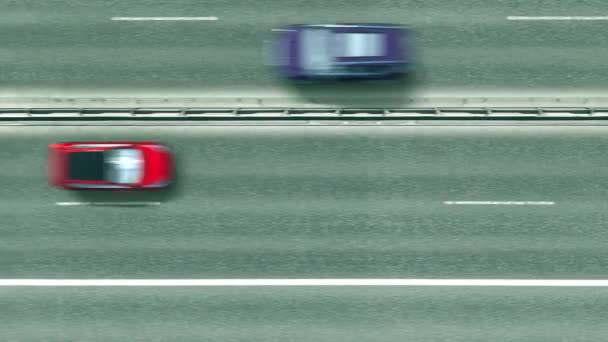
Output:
104,148,144,184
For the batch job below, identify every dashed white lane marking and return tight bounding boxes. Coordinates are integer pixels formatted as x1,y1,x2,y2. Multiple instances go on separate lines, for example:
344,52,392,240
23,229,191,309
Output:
0,279,607,287
111,16,218,21
444,201,555,206
508,16,608,20
55,202,161,206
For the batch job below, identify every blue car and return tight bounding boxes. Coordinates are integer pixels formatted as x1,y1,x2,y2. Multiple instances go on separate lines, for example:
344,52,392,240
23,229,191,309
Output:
272,23,410,80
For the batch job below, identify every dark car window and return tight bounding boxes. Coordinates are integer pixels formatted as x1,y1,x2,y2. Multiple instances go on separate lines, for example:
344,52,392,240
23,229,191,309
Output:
347,65,387,73
68,152,105,181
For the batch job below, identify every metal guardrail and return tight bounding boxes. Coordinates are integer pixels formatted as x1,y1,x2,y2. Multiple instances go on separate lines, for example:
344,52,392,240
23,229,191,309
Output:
2,107,608,119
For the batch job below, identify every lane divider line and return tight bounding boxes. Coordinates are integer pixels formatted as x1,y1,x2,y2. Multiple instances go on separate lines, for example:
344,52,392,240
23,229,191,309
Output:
111,17,218,21
508,16,608,21
0,279,607,287
55,202,161,206
444,201,555,206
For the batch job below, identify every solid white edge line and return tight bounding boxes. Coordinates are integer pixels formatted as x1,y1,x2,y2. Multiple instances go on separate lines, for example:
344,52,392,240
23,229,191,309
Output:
111,17,218,21
1,279,608,287
55,202,161,206
508,16,608,20
444,201,555,205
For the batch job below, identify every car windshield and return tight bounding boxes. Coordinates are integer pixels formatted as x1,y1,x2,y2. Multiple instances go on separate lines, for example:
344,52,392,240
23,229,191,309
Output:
300,28,332,71
103,148,144,184
68,151,105,181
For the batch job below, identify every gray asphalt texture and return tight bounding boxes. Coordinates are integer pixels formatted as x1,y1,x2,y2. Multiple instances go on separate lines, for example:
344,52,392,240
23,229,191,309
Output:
3,0,608,103
4,0,608,338
3,124,608,279
4,287,608,342
2,123,608,340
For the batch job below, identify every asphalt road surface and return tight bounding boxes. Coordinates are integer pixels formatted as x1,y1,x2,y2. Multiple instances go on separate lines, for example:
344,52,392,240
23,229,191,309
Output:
4,123,608,278
3,0,608,104
2,122,608,340
4,287,608,342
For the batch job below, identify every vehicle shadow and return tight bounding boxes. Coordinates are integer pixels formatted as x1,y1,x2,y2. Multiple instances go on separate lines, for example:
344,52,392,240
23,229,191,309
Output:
277,67,425,108
70,152,185,206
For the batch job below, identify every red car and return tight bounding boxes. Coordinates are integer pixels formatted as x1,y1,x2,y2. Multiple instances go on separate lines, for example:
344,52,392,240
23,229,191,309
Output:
48,142,173,190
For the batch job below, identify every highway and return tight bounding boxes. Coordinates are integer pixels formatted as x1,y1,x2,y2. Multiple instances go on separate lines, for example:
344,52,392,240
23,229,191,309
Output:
3,0,608,105
2,122,608,340
4,0,608,337
4,287,608,341
5,123,608,278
